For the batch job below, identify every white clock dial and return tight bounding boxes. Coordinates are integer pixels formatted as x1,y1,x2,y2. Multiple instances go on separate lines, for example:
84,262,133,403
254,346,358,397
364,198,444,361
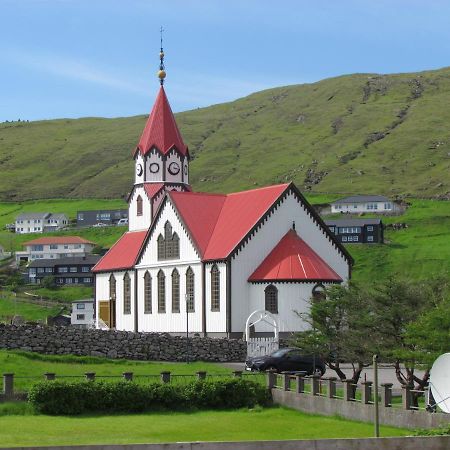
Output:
136,163,143,176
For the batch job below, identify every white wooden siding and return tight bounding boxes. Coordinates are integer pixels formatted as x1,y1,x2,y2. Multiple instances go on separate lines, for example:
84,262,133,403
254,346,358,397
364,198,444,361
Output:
135,154,144,184
128,187,151,231
204,262,227,334
146,151,163,182
165,151,183,184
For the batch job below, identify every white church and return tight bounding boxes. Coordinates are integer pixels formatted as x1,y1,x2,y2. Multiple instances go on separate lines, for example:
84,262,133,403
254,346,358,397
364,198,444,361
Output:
93,50,353,338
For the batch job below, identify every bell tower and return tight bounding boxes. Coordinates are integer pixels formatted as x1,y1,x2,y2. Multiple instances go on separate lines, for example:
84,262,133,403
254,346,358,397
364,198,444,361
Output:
129,31,191,232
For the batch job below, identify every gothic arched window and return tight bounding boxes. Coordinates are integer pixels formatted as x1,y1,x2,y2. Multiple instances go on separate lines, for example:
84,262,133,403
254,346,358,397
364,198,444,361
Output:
312,283,326,302
123,272,131,314
157,221,180,260
172,269,180,313
186,267,195,312
136,195,143,216
210,264,220,312
157,234,165,259
265,285,278,314
109,274,116,300
158,270,166,313
144,271,152,314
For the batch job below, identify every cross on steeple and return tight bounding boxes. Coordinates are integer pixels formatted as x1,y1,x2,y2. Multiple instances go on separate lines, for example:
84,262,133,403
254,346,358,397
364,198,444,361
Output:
158,26,166,85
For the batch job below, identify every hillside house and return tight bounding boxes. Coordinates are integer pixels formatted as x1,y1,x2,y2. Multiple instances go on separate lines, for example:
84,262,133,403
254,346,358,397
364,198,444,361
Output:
325,218,383,244
77,209,128,227
330,195,397,214
71,299,95,328
27,255,100,285
15,213,68,234
15,236,95,263
93,50,353,338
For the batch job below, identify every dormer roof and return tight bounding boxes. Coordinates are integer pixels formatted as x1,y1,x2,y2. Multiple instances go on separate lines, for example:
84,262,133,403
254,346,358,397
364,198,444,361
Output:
134,86,188,158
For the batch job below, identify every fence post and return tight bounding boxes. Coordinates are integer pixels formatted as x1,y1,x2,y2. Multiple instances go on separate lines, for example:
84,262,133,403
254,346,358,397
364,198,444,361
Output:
402,385,412,410
361,381,373,405
122,372,133,381
327,377,337,399
85,372,96,381
3,373,14,400
381,383,393,407
44,373,56,381
311,376,320,396
344,379,354,401
196,371,207,380
283,373,291,391
267,370,276,389
296,374,305,394
232,371,243,378
160,371,171,384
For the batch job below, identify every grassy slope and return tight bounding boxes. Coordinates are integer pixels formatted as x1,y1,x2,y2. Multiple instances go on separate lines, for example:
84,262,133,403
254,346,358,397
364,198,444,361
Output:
0,294,61,322
1,68,450,201
0,407,408,447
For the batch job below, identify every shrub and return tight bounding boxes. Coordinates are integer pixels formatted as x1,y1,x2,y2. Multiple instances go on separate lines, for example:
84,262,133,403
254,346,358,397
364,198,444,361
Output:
28,378,271,415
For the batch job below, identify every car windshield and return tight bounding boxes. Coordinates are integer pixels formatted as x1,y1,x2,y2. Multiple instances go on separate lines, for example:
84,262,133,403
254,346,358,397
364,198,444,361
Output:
270,349,290,358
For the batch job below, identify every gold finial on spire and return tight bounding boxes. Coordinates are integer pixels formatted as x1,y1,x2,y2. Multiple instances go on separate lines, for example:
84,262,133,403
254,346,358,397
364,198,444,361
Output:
157,26,166,85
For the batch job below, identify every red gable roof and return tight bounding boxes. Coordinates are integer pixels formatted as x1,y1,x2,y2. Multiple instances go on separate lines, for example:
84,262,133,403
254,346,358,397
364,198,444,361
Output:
248,229,342,283
144,183,165,200
169,183,290,260
135,86,188,157
92,231,147,273
23,236,94,246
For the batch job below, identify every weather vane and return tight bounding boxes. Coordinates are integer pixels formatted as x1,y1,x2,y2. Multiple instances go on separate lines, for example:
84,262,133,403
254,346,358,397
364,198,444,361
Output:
158,26,166,86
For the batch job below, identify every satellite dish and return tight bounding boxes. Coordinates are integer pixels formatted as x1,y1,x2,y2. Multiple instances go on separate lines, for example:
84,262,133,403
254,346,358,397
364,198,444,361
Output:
430,353,450,413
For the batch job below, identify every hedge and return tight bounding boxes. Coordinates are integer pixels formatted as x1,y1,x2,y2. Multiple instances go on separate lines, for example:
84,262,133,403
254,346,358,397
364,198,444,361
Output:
28,378,271,415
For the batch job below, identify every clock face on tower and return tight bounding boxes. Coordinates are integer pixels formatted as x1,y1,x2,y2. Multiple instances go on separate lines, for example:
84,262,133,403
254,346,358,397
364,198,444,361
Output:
168,162,180,175
136,163,143,177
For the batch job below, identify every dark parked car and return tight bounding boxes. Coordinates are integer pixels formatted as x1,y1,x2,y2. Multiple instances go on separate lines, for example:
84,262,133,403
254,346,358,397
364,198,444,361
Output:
245,348,326,376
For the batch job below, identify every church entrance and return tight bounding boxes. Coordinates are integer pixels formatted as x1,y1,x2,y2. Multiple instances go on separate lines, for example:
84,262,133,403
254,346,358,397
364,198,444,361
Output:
245,310,279,357
98,299,116,329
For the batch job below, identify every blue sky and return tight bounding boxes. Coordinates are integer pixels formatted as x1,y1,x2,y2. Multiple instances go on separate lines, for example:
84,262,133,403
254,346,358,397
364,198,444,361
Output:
2,0,450,121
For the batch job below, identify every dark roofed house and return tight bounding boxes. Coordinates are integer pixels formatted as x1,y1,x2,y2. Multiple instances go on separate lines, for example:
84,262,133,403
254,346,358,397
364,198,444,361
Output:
325,218,383,244
28,255,101,285
331,195,398,214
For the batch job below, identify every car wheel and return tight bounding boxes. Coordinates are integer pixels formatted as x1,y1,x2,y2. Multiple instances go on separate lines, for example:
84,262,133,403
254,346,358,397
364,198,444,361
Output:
313,367,324,377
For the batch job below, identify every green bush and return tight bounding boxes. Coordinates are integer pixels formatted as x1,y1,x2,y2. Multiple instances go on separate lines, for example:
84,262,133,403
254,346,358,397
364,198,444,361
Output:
28,378,271,415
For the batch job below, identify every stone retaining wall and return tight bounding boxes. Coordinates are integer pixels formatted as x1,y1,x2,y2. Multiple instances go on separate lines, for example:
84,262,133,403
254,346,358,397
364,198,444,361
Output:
0,324,247,362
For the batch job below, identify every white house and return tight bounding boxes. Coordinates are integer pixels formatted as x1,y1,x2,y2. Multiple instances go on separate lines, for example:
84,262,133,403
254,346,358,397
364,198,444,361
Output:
71,299,95,328
15,236,96,263
15,213,69,234
330,195,397,214
93,54,353,338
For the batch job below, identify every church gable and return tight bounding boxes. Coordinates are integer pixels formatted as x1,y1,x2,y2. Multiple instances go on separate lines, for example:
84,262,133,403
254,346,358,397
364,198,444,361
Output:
137,198,200,267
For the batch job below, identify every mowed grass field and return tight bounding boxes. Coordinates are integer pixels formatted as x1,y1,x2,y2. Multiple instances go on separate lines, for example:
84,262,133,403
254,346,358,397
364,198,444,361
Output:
0,407,409,447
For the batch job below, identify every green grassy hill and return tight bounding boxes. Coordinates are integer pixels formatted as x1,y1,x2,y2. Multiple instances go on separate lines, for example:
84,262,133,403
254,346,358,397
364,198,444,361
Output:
1,67,450,200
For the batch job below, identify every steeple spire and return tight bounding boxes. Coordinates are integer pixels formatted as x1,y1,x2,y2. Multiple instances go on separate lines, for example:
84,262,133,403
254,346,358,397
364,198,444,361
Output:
158,27,166,85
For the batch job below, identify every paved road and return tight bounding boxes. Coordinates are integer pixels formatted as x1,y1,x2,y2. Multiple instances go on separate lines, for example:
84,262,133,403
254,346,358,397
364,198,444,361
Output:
222,362,426,389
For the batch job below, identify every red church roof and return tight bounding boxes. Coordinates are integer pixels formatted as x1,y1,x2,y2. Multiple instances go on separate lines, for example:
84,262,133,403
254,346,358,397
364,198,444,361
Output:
135,86,188,157
169,183,290,260
92,230,147,273
23,236,94,246
144,183,165,200
248,229,342,283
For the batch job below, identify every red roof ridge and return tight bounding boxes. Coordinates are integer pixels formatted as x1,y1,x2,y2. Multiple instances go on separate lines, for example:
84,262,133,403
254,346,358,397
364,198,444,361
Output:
168,190,226,198
225,182,291,197
22,236,95,246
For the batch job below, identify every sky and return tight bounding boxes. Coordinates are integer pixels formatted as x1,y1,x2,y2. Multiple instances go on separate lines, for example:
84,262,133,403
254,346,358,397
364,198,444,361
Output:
1,0,450,121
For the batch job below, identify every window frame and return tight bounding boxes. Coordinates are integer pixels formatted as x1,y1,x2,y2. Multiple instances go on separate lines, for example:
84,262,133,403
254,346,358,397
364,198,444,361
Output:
210,264,220,312
123,272,131,315
264,284,278,314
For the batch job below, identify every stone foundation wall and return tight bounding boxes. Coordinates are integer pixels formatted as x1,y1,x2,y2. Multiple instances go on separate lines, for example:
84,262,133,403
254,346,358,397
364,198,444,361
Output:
0,324,247,362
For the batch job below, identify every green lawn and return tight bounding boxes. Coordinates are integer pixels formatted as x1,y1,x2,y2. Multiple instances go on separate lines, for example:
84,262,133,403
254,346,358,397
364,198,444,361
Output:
26,285,94,303
0,350,236,392
0,294,61,323
0,406,409,447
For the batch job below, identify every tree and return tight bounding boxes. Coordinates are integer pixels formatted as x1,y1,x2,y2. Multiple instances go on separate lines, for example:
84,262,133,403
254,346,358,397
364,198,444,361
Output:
41,275,56,290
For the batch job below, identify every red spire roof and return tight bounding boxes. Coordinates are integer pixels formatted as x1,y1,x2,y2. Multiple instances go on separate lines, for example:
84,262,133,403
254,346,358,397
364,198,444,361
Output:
135,86,188,157
248,229,343,283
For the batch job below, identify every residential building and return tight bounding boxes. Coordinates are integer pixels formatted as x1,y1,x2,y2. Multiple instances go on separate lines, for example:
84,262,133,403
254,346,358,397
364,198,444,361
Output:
27,255,101,285
325,218,384,244
71,299,95,328
15,213,69,234
330,195,398,214
93,51,353,337
15,236,96,263
76,209,128,227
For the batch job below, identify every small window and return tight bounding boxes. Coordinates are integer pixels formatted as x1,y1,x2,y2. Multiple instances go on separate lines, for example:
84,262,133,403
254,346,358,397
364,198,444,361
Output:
123,272,131,314
77,304,85,310
37,268,45,273
137,195,143,216
58,267,68,273
158,270,166,313
76,314,85,320
144,271,152,314
265,285,278,314
172,269,180,313
82,266,90,272
70,267,77,273
186,267,195,312
367,226,374,231
210,264,220,312
83,277,92,283
109,274,116,300
367,236,374,242
342,236,348,242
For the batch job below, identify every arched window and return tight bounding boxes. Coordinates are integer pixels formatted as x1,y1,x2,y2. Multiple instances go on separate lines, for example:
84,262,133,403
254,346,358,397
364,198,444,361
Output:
186,267,195,312
158,270,166,313
265,285,278,314
157,234,165,259
312,283,326,302
172,269,180,313
144,271,152,314
157,222,180,260
123,272,131,314
109,274,116,300
170,232,180,259
136,195,143,216
210,264,220,311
